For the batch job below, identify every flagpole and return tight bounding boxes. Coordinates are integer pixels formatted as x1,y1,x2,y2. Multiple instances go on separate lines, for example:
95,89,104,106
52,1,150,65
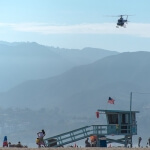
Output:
130,92,132,123
130,92,132,114
129,92,132,147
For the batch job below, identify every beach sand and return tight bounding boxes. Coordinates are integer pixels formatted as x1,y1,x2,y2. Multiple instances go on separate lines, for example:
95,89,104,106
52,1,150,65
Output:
0,148,149,150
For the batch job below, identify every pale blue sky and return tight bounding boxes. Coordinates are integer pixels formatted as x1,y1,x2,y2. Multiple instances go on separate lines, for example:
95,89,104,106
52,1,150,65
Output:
0,0,150,52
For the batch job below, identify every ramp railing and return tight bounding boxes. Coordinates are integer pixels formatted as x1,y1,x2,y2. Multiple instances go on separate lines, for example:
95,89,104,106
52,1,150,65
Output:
44,126,93,147
44,124,135,147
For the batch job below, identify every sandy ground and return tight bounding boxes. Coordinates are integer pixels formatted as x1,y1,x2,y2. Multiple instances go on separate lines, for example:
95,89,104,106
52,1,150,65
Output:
0,148,150,150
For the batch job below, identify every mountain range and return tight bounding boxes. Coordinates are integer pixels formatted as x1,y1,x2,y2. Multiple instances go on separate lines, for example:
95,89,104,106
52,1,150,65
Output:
0,41,118,92
1,51,150,113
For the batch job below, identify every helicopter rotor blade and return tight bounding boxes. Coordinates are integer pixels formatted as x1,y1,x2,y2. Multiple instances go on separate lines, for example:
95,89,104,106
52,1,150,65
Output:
124,14,135,17
104,15,119,17
105,14,135,18
104,15,125,17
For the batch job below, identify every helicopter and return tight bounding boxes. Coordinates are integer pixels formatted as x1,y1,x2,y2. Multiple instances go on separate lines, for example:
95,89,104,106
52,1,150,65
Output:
116,15,129,28
106,14,133,28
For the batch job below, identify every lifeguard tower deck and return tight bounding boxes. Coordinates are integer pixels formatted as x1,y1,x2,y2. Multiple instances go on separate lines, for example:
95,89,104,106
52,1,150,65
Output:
44,109,139,147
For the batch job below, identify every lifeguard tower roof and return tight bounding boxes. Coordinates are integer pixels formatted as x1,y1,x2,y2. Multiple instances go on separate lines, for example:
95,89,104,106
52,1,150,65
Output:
97,109,139,113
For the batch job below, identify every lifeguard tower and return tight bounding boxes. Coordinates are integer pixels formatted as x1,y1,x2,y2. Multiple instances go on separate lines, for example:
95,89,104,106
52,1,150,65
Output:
95,109,139,147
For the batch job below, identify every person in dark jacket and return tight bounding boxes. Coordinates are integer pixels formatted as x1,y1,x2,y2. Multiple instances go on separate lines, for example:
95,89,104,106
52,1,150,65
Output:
138,137,142,147
85,138,91,147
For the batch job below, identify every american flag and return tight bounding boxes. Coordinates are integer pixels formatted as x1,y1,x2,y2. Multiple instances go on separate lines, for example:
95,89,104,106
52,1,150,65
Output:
108,97,115,104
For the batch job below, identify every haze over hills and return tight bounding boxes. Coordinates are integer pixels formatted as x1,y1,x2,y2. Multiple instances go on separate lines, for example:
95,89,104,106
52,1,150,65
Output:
0,41,118,92
0,49,150,146
1,51,150,113
50,47,118,65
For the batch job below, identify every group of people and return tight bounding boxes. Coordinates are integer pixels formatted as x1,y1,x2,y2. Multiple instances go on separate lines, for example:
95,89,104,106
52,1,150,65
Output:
2,130,46,148
3,136,27,148
36,129,46,148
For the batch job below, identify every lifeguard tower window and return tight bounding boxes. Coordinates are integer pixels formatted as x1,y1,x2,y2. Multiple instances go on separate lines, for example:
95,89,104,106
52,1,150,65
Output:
122,114,129,124
108,114,118,124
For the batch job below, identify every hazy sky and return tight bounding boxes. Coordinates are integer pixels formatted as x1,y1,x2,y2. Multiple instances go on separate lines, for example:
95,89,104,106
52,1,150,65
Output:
0,0,150,52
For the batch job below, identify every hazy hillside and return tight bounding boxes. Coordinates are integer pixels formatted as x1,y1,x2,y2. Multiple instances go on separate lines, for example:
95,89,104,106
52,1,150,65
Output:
1,51,150,111
0,41,118,92
0,51,150,147
50,47,118,65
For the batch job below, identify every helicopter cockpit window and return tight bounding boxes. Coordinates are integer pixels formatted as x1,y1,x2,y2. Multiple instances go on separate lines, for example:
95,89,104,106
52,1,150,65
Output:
107,114,118,124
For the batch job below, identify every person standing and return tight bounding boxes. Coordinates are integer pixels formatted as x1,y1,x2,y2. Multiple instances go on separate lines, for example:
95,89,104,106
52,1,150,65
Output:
37,129,46,147
138,137,142,147
3,136,8,147
85,138,90,147
148,137,150,146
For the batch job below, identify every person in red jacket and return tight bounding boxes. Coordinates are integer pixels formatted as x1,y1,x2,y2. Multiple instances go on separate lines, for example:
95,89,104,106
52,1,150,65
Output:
3,136,8,147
